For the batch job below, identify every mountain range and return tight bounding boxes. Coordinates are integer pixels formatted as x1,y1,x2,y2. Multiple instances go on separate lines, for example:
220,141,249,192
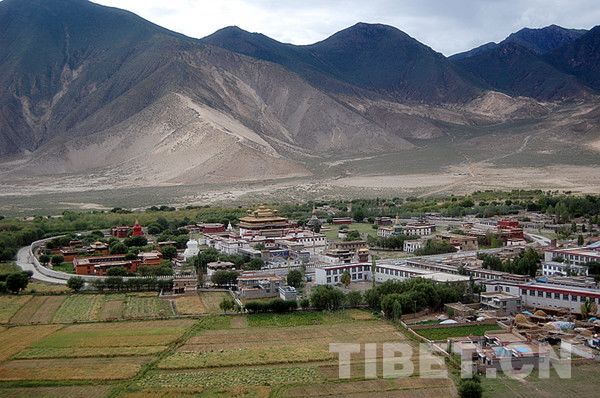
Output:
0,0,599,193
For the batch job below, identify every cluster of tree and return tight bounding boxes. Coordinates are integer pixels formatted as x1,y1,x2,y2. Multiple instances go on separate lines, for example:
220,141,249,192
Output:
344,230,362,241
104,264,173,277
244,298,298,313
192,248,264,273
308,286,365,310
414,239,457,256
286,269,304,289
367,234,416,250
364,279,467,320
0,225,45,261
458,375,483,398
0,271,31,294
476,232,503,248
210,270,239,287
478,248,540,277
146,205,176,212
90,277,173,292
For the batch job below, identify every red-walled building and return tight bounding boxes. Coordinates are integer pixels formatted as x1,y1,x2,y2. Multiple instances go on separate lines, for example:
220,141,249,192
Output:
132,221,144,236
497,219,524,240
199,223,226,234
111,226,130,238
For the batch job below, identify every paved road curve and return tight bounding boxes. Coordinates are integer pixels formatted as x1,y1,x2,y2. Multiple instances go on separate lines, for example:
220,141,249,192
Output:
16,246,67,285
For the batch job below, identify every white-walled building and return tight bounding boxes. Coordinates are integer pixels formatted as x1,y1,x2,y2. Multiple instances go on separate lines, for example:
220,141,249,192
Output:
542,261,588,276
315,263,372,285
403,239,424,253
519,282,600,314
544,247,600,265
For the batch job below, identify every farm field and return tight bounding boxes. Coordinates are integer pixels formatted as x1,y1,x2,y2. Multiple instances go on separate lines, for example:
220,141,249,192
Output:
482,362,600,398
0,324,62,361
414,324,503,340
0,296,31,323
0,356,152,381
15,319,194,359
0,293,178,324
172,291,230,315
0,307,457,397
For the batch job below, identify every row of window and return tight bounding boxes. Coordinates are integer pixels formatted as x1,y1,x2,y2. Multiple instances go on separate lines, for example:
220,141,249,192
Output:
521,289,600,304
325,272,364,284
325,265,369,276
377,267,415,278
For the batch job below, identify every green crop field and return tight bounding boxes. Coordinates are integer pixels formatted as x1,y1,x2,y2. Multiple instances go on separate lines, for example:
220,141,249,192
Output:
415,324,503,340
52,294,105,323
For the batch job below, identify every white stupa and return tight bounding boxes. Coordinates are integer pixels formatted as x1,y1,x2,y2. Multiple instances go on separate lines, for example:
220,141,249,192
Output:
183,239,199,261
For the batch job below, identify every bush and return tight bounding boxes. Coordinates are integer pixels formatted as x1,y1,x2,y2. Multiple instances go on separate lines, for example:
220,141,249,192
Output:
287,269,304,288
67,276,85,292
51,255,64,265
5,272,29,293
345,291,363,307
299,298,310,309
310,285,345,311
458,379,482,398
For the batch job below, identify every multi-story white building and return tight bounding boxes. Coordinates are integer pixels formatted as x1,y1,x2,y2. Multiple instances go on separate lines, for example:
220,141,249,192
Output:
403,239,424,253
542,261,588,276
314,261,469,286
519,282,600,314
377,223,435,238
544,247,600,265
315,263,372,285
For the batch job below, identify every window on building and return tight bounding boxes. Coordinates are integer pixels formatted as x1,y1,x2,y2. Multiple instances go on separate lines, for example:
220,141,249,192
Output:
554,293,560,299
546,292,551,298
521,289,527,295
571,295,577,301
537,291,543,297
563,294,569,300
326,277,331,283
529,290,535,296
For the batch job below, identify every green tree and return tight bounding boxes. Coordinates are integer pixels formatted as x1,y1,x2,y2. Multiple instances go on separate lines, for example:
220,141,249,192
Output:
345,291,363,307
161,245,178,260
287,269,304,288
109,242,128,254
458,379,482,398
340,270,351,288
310,285,345,311
6,272,29,294
219,297,235,313
51,255,64,266
577,234,584,246
39,254,50,266
67,276,85,292
580,299,598,319
211,270,238,287
244,258,263,271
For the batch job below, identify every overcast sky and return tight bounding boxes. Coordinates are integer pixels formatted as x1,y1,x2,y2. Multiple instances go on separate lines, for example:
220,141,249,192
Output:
94,0,600,55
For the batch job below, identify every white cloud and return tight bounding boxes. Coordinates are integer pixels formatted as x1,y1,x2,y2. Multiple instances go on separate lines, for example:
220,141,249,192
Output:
92,0,600,55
